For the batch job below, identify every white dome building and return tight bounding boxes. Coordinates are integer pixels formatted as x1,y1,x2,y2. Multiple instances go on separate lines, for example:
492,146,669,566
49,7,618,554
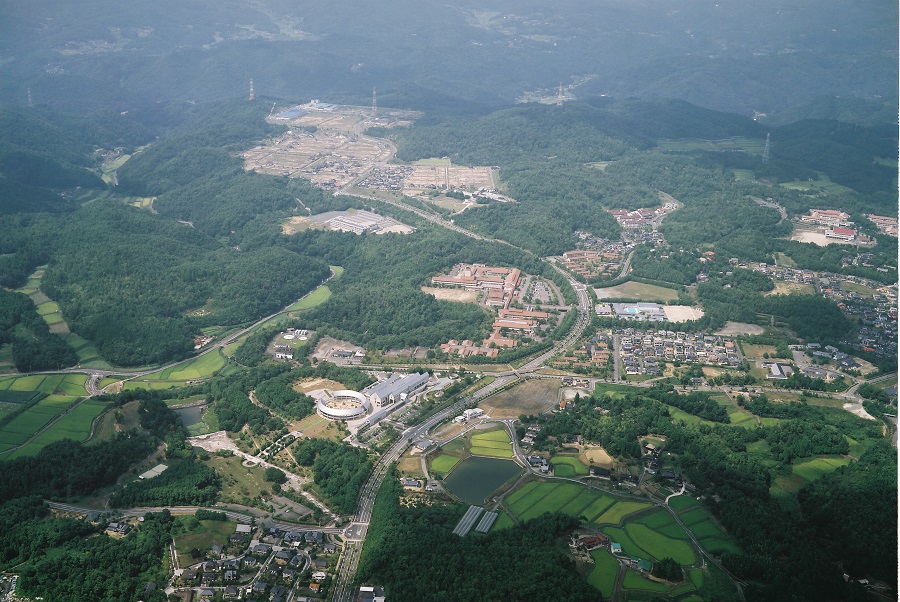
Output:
316,390,370,421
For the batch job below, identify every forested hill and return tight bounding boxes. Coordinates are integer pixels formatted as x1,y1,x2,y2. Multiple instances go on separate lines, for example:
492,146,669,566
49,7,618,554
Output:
0,106,153,213
383,99,897,257
0,0,895,120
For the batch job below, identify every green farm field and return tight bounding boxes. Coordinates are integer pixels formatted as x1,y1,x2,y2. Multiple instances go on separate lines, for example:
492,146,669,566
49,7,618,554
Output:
588,549,618,598
622,570,669,593
287,285,332,311
594,500,652,526
469,428,513,458
668,495,699,512
430,454,461,474
506,481,650,529
624,523,696,565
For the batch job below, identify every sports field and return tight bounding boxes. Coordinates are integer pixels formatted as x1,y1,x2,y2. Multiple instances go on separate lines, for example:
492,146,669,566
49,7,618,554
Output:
594,281,680,302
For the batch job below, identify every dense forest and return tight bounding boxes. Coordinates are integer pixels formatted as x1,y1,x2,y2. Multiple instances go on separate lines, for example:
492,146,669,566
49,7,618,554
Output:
356,474,601,602
292,438,372,514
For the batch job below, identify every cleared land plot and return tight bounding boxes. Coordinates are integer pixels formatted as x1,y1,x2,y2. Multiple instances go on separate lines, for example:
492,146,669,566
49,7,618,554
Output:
588,549,618,598
479,379,560,418
593,383,639,399
715,321,764,336
580,445,615,468
551,455,589,476
767,281,815,296
594,282,679,302
421,286,481,303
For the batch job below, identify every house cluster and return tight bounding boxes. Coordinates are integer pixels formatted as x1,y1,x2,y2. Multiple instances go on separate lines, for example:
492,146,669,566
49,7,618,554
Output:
587,465,640,487
560,249,622,279
526,455,550,473
866,214,898,238
745,260,817,286
174,525,339,602
608,203,675,229
436,264,554,357
619,330,740,376
519,423,543,447
820,281,898,359
356,165,413,190
642,444,683,485
551,334,612,372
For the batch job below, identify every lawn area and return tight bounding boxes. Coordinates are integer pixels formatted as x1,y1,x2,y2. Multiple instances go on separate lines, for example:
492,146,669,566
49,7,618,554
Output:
287,285,332,311
551,454,589,476
625,523,696,565
203,454,275,505
173,518,237,567
593,500,652,526
727,409,758,428
294,413,344,440
668,406,720,428
622,571,669,593
740,343,778,360
594,281,680,302
430,454,461,474
588,549,618,598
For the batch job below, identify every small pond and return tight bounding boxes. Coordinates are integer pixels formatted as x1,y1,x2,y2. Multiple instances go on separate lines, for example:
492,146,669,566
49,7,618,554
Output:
174,405,205,428
442,456,522,505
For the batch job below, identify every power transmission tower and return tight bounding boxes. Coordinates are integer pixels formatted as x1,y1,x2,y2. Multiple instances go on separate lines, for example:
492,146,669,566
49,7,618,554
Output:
27,87,33,108
556,82,564,106
762,133,770,164
372,85,377,117
248,79,255,101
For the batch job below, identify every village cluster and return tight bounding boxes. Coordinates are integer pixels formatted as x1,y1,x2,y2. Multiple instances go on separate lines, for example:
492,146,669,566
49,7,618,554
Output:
617,331,740,377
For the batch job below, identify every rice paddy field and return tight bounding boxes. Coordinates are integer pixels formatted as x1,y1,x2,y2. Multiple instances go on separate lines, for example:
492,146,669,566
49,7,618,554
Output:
430,453,461,475
671,501,742,556
468,427,513,458
587,549,618,598
505,481,653,527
